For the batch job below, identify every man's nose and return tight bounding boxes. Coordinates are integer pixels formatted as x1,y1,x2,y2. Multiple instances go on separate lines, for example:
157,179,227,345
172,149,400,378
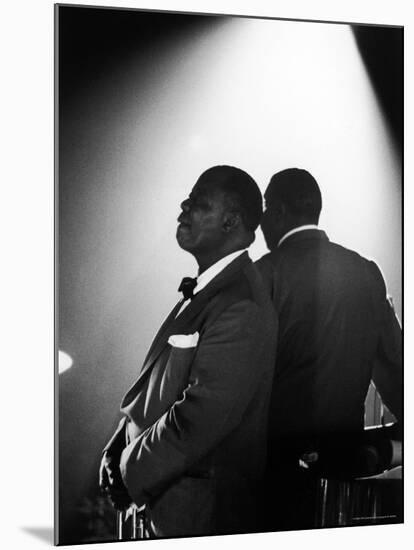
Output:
180,198,191,212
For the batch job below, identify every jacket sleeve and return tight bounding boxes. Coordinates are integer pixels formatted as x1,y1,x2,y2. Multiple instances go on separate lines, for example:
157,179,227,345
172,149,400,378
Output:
102,416,128,456
370,262,402,422
119,299,275,506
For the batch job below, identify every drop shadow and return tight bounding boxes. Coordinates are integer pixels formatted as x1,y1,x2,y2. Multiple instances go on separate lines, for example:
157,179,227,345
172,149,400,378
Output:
21,526,54,545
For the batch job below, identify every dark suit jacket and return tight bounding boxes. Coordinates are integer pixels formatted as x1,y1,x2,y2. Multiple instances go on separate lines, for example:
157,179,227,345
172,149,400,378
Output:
103,252,277,537
256,229,402,457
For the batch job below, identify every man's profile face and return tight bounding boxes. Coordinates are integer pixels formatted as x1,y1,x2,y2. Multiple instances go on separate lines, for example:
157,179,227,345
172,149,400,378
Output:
176,177,228,256
260,189,285,250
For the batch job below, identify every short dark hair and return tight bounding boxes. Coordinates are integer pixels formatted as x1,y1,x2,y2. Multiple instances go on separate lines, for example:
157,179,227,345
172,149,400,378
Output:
199,165,263,232
266,168,322,223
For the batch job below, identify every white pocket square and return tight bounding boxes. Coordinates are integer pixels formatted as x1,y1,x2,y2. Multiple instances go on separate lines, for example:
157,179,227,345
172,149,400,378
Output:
168,332,199,349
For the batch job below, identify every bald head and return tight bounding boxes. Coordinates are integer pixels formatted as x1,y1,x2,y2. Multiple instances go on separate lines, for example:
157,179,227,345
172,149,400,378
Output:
266,168,322,222
261,168,322,250
197,165,263,233
177,165,262,272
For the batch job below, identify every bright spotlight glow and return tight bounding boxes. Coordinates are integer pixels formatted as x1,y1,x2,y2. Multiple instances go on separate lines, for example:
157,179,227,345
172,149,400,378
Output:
62,17,401,383
117,17,401,314
59,350,73,374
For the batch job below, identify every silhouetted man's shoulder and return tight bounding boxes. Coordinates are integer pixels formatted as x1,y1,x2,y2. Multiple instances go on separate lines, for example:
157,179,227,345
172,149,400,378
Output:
207,258,276,328
325,239,378,267
255,235,390,313
321,240,389,297
257,235,384,278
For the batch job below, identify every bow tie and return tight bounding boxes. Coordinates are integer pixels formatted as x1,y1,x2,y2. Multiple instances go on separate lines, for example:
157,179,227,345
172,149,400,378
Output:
178,277,198,300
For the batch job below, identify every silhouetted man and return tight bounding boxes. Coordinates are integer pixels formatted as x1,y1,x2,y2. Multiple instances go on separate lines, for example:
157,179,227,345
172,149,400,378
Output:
100,165,277,537
257,168,402,530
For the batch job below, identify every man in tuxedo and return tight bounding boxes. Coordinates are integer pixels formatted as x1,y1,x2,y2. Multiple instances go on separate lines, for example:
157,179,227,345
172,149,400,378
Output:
99,165,277,537
257,168,402,529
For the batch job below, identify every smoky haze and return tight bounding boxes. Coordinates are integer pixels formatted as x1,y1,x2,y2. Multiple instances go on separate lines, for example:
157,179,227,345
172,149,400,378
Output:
57,6,402,543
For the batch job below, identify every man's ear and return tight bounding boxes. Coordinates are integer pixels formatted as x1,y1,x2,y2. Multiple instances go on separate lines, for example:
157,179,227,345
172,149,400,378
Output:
222,212,241,233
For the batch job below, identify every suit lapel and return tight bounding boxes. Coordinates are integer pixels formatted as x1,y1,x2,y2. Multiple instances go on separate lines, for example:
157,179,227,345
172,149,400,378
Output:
138,252,251,380
120,299,185,409
137,299,184,381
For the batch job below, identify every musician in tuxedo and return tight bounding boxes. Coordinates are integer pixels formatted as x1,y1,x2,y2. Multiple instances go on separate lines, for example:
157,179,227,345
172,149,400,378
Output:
99,165,278,537
257,168,402,530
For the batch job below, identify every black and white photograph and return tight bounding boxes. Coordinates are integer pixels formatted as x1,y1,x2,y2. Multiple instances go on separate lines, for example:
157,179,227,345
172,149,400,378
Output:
2,1,411,549
55,3,403,545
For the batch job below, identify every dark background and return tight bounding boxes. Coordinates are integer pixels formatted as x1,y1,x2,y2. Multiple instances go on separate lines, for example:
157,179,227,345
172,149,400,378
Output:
57,5,402,544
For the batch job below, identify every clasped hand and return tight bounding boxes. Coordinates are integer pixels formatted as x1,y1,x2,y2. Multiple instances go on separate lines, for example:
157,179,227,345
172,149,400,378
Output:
99,451,132,511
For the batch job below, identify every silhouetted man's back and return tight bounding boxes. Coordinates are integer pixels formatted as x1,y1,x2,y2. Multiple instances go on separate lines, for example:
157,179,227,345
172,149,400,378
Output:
258,168,402,530
258,229,401,442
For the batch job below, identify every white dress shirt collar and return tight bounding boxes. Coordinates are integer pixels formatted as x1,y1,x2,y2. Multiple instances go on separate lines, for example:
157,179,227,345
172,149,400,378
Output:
194,249,247,295
175,249,247,318
277,224,319,248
